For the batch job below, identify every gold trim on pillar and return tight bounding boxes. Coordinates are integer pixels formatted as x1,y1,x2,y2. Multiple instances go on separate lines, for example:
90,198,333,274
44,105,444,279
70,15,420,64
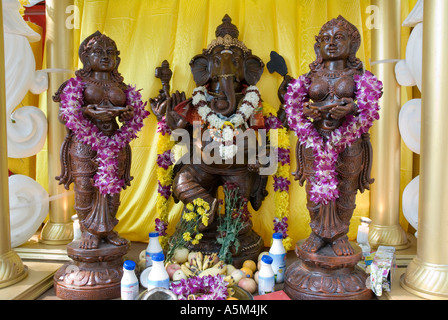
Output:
0,0,28,288
401,0,448,299
369,0,409,250
0,251,28,289
401,258,448,300
39,0,75,244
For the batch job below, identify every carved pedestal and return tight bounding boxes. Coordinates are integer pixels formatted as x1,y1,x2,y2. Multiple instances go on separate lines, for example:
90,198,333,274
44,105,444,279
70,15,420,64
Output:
284,240,372,300
54,240,129,300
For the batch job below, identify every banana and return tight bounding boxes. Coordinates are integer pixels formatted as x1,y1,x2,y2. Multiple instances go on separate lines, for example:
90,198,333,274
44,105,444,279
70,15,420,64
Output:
224,275,235,286
219,264,227,275
188,252,198,266
202,254,217,270
189,264,200,276
202,254,211,270
181,263,195,278
195,255,203,271
212,260,225,270
210,253,218,265
190,256,198,269
198,268,222,277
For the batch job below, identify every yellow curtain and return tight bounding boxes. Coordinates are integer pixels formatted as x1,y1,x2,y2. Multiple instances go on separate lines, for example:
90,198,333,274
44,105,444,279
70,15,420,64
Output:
31,0,418,247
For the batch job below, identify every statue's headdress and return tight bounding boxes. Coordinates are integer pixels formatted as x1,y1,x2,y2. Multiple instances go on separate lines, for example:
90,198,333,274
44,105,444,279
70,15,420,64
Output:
311,15,363,72
76,30,123,82
204,15,251,56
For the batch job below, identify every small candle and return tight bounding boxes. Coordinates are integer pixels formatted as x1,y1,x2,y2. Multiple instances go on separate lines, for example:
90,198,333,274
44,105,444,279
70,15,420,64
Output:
72,214,81,241
357,217,372,245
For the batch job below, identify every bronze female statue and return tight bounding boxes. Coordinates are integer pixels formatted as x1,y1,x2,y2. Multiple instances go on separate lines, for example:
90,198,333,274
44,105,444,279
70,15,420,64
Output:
54,31,149,250
281,16,383,257
151,15,268,265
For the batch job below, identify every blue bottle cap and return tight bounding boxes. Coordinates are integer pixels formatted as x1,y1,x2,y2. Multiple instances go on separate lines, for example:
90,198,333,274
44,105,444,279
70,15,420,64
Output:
261,255,273,264
123,260,136,270
152,252,165,262
273,233,283,240
149,232,159,237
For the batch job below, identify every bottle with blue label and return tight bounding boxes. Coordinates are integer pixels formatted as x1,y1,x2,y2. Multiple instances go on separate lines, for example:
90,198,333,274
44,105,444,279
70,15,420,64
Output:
121,260,139,300
147,252,170,290
146,232,163,268
258,255,275,295
269,232,286,283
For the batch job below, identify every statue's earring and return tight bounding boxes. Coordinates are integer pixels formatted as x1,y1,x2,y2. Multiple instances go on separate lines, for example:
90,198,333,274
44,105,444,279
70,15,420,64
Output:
81,53,92,74
115,56,121,70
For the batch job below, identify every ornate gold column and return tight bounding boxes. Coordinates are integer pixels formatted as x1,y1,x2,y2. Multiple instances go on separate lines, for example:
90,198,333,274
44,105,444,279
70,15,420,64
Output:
0,0,28,288
369,0,409,250
400,0,448,299
40,0,75,244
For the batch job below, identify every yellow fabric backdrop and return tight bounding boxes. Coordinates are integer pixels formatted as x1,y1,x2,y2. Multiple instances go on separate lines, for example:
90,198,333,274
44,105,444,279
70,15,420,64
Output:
28,0,419,247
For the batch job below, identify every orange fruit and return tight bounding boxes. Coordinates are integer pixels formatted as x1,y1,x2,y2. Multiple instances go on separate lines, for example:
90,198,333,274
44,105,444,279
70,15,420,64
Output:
242,260,257,272
240,266,253,278
227,297,238,300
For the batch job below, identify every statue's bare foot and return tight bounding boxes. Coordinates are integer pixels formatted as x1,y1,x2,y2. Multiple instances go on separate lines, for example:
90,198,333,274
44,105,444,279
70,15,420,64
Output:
301,233,325,253
106,231,128,246
79,231,100,249
331,236,354,256
198,198,218,232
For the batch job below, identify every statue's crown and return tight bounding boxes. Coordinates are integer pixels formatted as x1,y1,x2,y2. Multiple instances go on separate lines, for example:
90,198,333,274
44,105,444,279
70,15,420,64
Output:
205,14,250,55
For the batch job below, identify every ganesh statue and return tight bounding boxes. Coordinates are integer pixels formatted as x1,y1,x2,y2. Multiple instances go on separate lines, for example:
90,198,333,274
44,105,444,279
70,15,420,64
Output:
52,31,149,300
273,16,383,299
151,15,271,267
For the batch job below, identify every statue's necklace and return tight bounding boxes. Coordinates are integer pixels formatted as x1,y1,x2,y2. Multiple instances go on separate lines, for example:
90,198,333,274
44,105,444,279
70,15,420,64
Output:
84,76,119,87
192,85,261,160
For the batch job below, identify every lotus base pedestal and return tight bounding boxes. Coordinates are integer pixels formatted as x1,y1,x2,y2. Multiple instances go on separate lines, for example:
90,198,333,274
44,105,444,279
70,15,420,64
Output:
284,240,372,300
54,240,129,300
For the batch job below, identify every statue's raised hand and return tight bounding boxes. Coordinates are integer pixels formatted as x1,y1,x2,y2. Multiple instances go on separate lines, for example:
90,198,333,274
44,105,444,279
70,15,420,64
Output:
149,89,169,122
165,90,188,130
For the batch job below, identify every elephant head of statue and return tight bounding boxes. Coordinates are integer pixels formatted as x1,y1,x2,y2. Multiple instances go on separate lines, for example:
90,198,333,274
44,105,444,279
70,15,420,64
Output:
190,15,264,117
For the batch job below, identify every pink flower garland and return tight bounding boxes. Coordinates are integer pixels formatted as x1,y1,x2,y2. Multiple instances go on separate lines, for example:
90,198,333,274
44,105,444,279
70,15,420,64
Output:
59,77,149,195
285,71,382,205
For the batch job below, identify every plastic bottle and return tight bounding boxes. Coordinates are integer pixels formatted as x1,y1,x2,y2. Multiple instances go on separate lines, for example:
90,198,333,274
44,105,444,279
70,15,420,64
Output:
147,252,170,290
146,232,163,268
269,232,286,283
258,255,275,295
121,260,139,300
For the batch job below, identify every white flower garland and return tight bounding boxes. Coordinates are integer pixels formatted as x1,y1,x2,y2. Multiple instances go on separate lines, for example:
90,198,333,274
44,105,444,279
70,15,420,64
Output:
192,86,261,160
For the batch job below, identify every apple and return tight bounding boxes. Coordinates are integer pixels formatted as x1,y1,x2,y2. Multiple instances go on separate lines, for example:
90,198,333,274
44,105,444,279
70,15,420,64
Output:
166,263,181,280
238,278,257,294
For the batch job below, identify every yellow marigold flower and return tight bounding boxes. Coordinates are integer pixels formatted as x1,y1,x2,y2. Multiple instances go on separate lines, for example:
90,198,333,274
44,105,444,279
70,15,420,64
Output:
197,207,205,216
183,232,192,242
283,237,293,251
276,164,290,178
262,102,277,117
194,198,206,207
277,128,290,149
184,211,196,221
191,239,199,245
186,203,194,211
201,215,209,227
157,167,174,185
194,233,203,241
